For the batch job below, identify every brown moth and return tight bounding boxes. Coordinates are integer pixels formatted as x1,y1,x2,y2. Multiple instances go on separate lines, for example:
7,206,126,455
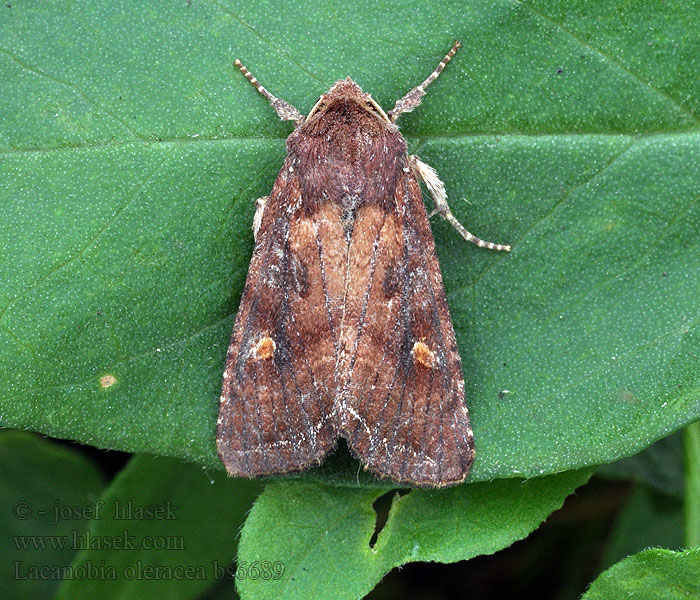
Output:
217,41,510,488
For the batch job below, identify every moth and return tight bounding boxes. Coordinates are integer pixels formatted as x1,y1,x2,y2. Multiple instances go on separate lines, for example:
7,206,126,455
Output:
217,42,510,488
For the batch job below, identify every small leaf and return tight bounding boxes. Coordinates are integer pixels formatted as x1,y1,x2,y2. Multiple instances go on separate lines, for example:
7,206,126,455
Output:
583,546,700,599
236,469,592,600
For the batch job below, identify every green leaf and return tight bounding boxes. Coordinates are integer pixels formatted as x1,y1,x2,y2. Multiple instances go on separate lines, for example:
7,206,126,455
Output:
582,546,700,600
0,431,106,600
236,469,591,600
1,1,699,484
55,454,262,600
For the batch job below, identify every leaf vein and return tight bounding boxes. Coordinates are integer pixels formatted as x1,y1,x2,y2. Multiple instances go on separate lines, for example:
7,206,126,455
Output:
4,131,700,156
208,0,326,86
448,136,641,299
518,1,700,125
0,46,144,139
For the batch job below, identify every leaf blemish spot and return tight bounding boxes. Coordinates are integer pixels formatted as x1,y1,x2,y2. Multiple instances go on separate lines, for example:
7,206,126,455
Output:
100,374,117,388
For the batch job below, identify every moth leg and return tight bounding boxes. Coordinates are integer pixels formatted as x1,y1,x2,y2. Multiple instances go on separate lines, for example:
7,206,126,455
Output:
252,195,269,242
410,155,511,252
388,41,461,123
234,59,305,127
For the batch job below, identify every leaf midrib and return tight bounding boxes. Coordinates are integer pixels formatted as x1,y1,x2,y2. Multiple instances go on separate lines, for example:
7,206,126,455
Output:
3,129,700,156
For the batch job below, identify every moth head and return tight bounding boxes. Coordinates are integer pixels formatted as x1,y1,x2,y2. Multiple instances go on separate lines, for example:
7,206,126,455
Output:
306,77,390,123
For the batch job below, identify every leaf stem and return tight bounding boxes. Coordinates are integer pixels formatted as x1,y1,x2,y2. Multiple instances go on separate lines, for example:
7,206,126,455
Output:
684,420,700,548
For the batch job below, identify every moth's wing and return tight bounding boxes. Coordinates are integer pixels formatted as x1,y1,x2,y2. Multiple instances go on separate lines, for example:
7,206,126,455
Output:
217,163,342,477
339,174,474,487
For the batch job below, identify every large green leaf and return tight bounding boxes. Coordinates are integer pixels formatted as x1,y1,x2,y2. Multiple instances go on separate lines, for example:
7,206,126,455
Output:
582,546,700,599
236,469,592,600
1,1,699,484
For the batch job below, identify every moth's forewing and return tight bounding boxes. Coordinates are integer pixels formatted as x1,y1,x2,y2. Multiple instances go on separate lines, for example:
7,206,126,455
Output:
217,160,338,477
336,164,474,487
